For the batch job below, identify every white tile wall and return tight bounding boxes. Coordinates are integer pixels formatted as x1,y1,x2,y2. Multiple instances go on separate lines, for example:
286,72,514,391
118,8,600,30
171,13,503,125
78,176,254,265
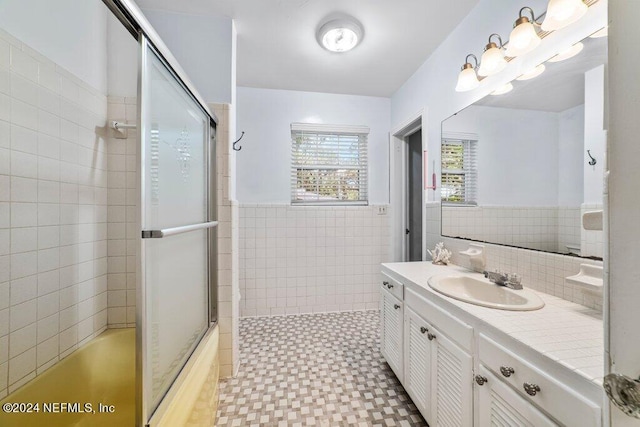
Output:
427,203,603,311
209,103,239,379
0,29,109,398
442,205,582,254
239,204,392,317
106,96,137,328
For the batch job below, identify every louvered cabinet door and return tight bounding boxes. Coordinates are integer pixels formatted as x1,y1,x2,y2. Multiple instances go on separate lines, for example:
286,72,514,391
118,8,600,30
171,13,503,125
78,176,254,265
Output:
380,289,404,381
430,326,473,427
477,365,557,427
404,308,433,422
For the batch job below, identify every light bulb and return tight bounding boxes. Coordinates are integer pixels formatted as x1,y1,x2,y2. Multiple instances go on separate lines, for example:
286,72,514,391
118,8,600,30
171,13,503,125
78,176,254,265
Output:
322,28,358,52
505,17,541,58
490,82,513,96
548,42,584,62
516,64,546,81
455,65,480,92
478,44,507,77
541,0,588,32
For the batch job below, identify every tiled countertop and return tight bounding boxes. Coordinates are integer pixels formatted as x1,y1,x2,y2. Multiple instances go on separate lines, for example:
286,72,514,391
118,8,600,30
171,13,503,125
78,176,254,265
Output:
381,261,604,386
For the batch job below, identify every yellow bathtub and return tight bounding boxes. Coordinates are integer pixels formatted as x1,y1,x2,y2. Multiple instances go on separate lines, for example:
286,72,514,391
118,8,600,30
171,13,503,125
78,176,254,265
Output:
0,328,136,427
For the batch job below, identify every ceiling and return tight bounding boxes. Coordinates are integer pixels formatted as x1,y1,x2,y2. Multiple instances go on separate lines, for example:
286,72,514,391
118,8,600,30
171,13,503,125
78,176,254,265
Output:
476,35,608,112
134,0,479,97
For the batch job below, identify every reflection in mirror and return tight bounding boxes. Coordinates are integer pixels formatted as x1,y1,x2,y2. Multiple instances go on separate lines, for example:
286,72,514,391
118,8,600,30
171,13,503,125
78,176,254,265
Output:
441,32,606,259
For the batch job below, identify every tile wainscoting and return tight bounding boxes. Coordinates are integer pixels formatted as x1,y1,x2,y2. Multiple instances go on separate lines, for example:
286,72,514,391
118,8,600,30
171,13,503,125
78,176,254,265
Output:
239,204,392,317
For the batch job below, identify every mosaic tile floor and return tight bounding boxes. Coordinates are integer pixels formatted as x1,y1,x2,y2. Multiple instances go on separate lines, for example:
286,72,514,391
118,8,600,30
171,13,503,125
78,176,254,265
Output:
216,310,427,427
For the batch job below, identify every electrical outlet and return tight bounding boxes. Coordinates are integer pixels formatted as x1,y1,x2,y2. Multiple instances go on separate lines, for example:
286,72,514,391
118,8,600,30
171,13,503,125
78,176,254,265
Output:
377,206,388,215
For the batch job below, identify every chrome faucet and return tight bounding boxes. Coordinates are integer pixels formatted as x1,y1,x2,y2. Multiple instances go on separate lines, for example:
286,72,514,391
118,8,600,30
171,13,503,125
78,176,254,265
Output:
483,270,523,290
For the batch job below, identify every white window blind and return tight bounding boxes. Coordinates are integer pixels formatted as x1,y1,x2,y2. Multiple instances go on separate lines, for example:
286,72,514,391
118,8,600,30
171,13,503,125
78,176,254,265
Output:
441,137,478,204
291,123,369,205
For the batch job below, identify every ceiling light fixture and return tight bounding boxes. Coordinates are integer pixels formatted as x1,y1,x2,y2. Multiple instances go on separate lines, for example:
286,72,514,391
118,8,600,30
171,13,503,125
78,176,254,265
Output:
317,18,363,53
455,54,480,92
505,7,541,58
541,0,588,31
478,34,507,77
490,82,514,96
516,63,546,81
548,42,584,62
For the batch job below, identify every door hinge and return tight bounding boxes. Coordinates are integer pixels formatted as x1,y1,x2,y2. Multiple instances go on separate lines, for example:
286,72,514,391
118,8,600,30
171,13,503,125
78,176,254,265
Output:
405,228,410,235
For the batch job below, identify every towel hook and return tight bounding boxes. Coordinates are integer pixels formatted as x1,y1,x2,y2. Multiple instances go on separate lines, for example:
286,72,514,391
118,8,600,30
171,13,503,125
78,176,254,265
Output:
232,132,244,151
587,150,597,166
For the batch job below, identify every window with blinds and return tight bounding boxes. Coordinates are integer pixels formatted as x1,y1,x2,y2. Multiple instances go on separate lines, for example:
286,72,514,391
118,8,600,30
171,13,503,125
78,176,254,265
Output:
291,123,369,205
441,137,478,204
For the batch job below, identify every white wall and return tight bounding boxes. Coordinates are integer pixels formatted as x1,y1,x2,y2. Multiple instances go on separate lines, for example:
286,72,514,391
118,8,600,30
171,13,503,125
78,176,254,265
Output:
140,9,233,104
236,87,391,204
0,0,108,93
107,13,138,98
558,104,585,206
443,105,560,206
584,65,606,205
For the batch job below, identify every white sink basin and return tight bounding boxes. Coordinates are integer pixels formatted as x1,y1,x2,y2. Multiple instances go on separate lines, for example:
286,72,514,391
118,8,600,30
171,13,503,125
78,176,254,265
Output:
428,274,545,311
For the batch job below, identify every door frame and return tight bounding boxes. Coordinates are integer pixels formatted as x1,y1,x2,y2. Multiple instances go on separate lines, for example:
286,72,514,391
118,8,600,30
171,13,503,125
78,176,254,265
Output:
391,109,427,262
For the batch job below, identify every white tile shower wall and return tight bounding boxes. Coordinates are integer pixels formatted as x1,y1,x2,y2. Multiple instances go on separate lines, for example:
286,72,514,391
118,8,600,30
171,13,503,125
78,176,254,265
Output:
106,96,137,328
239,205,392,317
0,29,109,398
441,205,581,253
427,203,602,311
581,204,604,258
209,103,239,378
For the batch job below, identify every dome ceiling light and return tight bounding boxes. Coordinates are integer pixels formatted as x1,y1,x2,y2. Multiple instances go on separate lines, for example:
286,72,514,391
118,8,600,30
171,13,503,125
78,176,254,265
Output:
317,18,364,53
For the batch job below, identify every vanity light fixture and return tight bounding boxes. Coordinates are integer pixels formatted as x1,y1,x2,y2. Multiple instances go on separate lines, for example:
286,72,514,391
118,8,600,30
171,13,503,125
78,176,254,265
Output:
490,82,513,96
548,42,584,62
516,63,546,81
504,7,541,58
478,34,507,77
541,0,588,32
590,27,608,38
317,18,363,52
455,54,480,92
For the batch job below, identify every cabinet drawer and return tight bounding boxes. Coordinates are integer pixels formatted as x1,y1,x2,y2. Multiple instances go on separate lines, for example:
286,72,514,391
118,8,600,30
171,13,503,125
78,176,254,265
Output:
381,273,403,300
405,287,473,352
478,334,601,427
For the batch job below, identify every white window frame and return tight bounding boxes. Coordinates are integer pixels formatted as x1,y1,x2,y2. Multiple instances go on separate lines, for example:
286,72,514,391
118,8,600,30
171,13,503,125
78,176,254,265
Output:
441,132,478,206
291,123,369,206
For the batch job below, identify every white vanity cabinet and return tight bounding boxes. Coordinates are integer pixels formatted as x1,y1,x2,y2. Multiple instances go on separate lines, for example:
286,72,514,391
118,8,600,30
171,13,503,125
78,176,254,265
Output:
380,276,404,381
380,267,603,427
383,273,474,426
476,365,557,427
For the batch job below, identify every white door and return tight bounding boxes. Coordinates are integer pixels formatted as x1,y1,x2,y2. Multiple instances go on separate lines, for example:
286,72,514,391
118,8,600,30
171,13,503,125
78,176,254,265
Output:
380,288,404,381
430,325,473,427
404,307,433,421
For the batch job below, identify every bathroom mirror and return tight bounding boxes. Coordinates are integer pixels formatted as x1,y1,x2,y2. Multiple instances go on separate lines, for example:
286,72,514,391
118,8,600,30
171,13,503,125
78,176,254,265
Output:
441,32,607,259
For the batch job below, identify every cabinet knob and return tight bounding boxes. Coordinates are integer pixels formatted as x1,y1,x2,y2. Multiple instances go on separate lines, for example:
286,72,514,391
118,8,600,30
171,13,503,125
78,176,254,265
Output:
420,326,428,334
394,304,401,310
475,375,488,386
427,332,436,341
523,382,541,396
500,366,515,378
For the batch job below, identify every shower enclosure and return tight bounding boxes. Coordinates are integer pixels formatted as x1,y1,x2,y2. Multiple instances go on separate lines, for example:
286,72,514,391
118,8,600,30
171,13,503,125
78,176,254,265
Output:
0,0,218,426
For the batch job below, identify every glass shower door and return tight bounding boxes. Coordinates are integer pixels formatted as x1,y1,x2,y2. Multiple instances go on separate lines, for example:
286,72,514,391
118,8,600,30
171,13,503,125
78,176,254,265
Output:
138,37,215,421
